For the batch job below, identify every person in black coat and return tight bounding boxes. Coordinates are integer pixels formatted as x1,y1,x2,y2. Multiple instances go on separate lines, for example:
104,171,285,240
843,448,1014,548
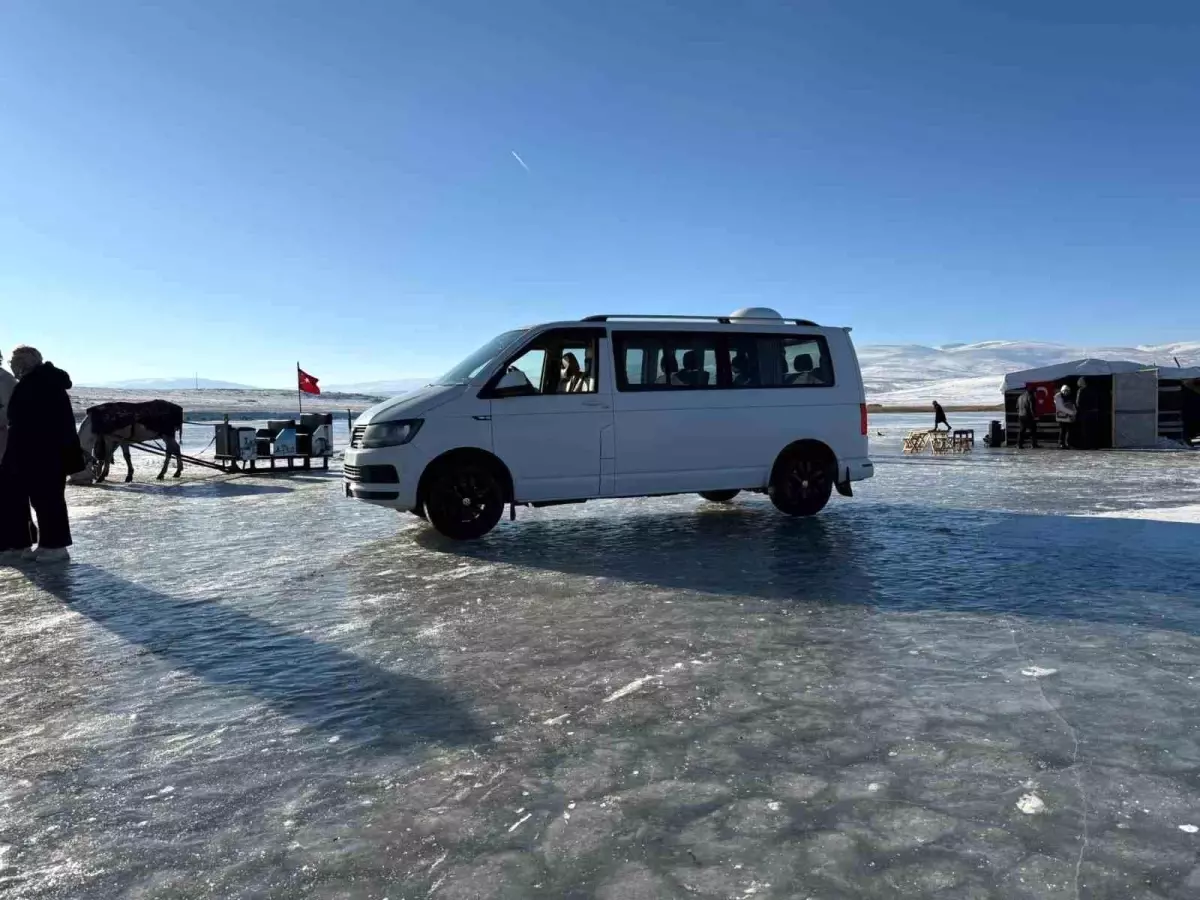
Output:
0,346,84,560
932,400,951,432
1016,386,1039,448
1075,377,1098,450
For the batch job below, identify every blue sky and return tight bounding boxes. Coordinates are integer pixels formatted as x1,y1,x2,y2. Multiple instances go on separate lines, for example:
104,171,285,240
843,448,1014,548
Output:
2,1,1198,387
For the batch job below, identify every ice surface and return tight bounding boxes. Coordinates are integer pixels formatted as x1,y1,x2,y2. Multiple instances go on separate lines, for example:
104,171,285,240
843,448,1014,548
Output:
2,413,1200,898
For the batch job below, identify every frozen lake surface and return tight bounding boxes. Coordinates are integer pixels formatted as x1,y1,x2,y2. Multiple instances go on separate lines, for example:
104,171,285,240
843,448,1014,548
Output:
2,415,1200,898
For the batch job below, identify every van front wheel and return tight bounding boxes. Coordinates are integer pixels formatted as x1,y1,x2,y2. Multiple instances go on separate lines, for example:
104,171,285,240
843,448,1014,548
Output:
769,447,834,517
423,461,505,539
699,490,740,503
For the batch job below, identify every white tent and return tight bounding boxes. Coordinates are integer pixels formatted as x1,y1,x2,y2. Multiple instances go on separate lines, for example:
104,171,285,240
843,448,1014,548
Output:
1003,358,1200,448
1002,358,1151,393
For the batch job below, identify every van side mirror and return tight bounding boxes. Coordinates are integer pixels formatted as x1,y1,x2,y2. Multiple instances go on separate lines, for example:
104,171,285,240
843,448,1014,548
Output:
491,367,535,397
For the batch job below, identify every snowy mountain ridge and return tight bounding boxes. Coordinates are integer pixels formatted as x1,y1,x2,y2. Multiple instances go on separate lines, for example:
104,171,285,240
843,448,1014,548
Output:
860,340,1200,406
78,340,1200,409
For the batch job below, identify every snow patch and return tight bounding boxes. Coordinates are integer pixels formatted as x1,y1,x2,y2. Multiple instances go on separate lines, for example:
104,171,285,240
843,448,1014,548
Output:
1179,824,1198,834
1017,793,1046,815
1079,505,1200,524
602,675,662,703
1021,666,1059,679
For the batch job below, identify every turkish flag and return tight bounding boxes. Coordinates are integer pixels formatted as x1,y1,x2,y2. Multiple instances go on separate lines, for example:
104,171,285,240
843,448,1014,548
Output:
1028,381,1055,417
298,368,321,395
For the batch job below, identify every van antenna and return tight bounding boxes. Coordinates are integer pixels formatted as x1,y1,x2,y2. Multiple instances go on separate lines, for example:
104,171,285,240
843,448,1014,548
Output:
1176,356,1182,368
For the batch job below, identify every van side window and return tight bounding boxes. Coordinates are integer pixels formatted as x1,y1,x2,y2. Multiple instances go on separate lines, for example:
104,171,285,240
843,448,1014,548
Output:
724,335,834,388
782,337,833,386
486,329,602,397
614,332,720,390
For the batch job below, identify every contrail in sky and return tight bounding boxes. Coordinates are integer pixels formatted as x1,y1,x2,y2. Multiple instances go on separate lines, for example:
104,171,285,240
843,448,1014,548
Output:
510,150,530,172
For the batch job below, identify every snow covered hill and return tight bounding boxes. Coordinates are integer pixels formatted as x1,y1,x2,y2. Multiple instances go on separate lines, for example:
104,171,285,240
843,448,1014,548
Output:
78,340,1200,412
97,377,262,391
323,378,431,395
860,340,1200,406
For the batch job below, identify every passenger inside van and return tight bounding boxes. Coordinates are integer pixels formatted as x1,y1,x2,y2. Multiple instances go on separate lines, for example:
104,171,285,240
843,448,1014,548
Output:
731,352,756,386
657,353,681,385
558,352,591,393
677,350,710,386
786,354,818,385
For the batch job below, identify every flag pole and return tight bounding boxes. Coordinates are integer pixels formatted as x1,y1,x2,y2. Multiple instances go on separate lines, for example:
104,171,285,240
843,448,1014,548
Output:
297,362,303,414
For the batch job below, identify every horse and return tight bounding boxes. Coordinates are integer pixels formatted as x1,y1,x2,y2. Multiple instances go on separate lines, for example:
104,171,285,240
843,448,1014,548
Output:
76,401,185,483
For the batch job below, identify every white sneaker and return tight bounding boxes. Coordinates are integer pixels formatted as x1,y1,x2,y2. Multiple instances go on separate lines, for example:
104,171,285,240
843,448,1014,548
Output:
36,547,70,563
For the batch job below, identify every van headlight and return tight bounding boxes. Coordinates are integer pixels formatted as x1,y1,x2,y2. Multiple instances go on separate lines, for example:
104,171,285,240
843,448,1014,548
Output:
360,419,423,448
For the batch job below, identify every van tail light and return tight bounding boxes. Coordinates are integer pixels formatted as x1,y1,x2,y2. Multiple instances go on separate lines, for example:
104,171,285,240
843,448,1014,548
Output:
860,403,868,436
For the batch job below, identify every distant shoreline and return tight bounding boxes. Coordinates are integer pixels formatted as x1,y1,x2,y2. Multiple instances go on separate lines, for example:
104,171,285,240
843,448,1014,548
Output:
68,387,1003,423
867,404,1004,414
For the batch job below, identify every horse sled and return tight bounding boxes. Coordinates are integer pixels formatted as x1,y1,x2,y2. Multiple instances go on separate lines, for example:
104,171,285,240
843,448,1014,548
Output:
73,402,336,483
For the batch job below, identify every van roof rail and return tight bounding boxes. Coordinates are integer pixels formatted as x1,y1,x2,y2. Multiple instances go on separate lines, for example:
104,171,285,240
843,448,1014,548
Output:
583,314,820,326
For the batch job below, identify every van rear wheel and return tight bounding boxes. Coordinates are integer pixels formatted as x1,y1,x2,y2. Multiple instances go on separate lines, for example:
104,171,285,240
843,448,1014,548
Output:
769,446,834,517
422,461,505,540
699,489,740,503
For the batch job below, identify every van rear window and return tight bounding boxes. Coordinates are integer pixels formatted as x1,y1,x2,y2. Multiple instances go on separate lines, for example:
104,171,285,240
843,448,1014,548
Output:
614,331,833,391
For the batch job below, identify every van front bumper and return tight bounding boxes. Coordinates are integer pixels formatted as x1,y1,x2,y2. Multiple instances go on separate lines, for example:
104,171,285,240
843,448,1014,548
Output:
343,448,419,510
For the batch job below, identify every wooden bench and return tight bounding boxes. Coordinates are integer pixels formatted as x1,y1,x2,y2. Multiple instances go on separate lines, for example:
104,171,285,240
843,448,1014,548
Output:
951,429,975,452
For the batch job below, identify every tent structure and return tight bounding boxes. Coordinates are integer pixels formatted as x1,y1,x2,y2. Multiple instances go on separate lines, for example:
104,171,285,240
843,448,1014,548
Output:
1001,359,1200,448
1157,366,1200,445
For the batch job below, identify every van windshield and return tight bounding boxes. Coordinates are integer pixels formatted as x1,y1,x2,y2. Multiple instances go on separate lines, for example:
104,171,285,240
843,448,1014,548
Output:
434,329,529,385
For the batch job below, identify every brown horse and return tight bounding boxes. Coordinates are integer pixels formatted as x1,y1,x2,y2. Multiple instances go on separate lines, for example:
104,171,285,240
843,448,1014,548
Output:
76,401,184,483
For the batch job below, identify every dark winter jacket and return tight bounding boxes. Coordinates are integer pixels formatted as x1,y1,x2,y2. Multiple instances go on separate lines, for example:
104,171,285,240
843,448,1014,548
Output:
1076,384,1098,415
6,362,85,477
1017,391,1036,419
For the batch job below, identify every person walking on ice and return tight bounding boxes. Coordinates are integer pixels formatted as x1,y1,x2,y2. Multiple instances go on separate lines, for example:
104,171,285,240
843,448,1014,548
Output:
932,400,951,432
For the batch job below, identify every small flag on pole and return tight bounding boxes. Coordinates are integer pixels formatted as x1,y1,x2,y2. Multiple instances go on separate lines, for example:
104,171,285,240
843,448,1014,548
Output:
298,367,321,395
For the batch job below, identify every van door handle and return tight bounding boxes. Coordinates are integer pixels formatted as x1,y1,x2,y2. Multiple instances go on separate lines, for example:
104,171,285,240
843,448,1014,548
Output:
581,400,609,408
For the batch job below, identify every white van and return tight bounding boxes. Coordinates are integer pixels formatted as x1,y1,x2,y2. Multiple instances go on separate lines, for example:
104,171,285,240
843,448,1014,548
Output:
344,308,873,539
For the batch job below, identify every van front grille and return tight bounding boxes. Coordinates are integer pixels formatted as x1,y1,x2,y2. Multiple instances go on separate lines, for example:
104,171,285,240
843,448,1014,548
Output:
344,464,398,484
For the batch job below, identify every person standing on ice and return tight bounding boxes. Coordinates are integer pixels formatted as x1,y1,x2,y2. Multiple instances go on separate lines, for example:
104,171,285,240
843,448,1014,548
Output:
932,400,951,432
1016,385,1039,448
0,348,14,464
0,348,31,562
0,346,84,563
1054,384,1077,449
1075,377,1097,449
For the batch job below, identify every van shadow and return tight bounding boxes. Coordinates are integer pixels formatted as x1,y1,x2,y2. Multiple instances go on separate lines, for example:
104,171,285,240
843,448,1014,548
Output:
29,564,486,750
415,501,1200,636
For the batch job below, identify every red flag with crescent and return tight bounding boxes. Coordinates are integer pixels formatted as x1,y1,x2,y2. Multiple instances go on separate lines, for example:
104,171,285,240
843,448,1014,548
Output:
1028,381,1055,417
298,368,321,395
